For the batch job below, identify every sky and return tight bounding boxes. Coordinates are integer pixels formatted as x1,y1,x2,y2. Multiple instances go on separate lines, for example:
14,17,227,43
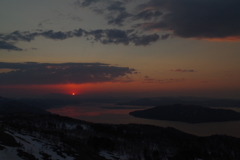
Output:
0,0,240,99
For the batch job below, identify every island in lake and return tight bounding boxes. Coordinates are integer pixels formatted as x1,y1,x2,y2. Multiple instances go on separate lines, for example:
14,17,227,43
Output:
129,104,240,123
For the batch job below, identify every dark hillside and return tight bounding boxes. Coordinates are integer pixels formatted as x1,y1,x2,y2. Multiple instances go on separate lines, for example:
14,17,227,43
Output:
0,96,50,114
1,113,240,159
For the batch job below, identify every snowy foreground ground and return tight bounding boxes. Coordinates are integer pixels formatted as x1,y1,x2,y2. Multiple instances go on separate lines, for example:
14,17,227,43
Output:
0,129,134,160
0,116,136,160
1,113,240,160
0,130,75,160
0,128,170,160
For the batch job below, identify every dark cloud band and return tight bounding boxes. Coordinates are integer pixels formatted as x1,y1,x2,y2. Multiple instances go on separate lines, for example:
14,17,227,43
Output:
0,62,135,85
0,41,23,51
0,28,162,51
137,0,240,39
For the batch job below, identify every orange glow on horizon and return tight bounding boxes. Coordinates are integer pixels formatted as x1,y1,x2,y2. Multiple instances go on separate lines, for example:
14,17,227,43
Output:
204,36,240,42
0,81,239,99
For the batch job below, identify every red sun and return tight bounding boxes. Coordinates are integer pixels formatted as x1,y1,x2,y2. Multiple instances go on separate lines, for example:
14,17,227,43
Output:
72,93,75,96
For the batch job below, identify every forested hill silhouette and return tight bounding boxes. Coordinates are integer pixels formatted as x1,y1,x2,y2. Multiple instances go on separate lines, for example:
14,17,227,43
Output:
0,96,50,114
129,104,240,123
1,113,240,159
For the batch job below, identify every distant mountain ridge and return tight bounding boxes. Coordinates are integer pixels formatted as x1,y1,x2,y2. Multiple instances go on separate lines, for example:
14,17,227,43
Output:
118,97,240,107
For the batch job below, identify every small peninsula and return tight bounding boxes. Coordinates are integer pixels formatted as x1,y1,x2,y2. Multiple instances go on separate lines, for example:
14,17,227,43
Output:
129,104,240,123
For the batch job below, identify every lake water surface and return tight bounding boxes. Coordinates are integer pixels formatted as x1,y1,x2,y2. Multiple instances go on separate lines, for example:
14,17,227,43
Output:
48,103,240,138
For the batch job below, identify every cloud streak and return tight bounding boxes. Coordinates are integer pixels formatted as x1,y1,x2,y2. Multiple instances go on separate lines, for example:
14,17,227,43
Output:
0,28,162,51
133,10,163,21
143,78,185,84
0,62,135,85
76,0,161,26
171,69,196,73
142,75,185,84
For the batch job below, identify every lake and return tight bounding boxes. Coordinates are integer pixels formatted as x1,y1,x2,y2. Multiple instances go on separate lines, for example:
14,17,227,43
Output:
48,103,240,138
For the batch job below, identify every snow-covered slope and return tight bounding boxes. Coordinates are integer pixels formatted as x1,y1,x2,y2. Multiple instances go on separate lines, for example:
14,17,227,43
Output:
0,130,75,160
